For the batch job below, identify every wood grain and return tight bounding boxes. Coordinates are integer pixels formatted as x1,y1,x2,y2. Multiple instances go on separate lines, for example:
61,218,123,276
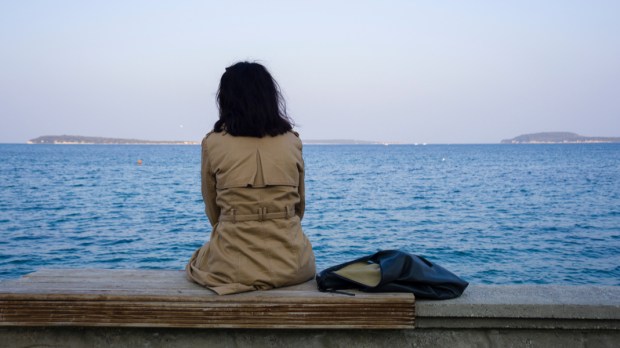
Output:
0,269,415,329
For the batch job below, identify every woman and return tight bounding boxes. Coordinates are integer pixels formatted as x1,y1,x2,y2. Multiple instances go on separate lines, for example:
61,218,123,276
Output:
186,62,316,295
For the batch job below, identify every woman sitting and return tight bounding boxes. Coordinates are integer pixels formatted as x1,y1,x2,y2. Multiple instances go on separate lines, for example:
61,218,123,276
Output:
186,61,316,295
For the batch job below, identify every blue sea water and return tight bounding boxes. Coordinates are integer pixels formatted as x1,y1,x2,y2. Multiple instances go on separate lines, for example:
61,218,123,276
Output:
0,143,619,285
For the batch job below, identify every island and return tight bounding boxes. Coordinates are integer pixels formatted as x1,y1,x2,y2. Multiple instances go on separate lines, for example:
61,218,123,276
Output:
302,139,387,145
28,135,199,145
501,132,620,144
27,135,389,145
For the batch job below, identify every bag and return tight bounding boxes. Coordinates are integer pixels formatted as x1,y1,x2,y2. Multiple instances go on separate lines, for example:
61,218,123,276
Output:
315,250,468,300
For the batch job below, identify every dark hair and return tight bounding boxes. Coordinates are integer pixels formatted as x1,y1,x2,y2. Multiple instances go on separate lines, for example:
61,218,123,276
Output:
214,61,293,137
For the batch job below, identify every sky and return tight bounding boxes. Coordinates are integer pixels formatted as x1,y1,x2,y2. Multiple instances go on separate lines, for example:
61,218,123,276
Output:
1,1,619,144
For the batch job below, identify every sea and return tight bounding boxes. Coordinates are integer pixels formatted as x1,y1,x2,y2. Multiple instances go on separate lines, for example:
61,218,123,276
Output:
0,143,619,285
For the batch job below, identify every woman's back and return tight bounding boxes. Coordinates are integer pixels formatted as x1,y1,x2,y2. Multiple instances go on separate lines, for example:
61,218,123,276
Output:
186,61,315,295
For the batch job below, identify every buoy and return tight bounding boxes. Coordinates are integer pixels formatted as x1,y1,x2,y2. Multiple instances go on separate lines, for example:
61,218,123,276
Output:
137,159,143,165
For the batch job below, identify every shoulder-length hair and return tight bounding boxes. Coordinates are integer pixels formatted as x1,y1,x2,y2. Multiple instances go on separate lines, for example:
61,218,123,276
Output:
214,62,293,137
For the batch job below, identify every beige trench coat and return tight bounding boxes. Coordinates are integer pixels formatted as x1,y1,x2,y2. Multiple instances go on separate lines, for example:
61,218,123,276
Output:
186,131,316,295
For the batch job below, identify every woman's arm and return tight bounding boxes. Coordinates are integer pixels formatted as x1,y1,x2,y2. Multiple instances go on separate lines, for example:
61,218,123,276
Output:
201,138,220,226
295,156,305,220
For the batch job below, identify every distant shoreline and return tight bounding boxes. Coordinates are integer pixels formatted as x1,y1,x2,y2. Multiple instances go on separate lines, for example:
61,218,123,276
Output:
27,135,199,145
27,141,199,145
501,132,620,144
27,135,398,146
18,133,620,145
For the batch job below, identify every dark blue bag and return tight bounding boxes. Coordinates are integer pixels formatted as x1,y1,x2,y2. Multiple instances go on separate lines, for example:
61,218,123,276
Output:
316,250,468,300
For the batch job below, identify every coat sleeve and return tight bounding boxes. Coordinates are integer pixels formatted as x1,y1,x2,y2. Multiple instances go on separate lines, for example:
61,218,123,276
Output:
295,152,305,221
201,137,220,226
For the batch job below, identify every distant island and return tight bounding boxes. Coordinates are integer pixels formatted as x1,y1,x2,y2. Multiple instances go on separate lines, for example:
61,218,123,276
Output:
27,135,388,145
302,139,388,145
501,132,620,144
28,135,199,145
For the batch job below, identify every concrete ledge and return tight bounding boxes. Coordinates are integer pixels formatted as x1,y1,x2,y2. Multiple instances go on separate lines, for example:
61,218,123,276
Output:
416,285,620,330
1,270,619,347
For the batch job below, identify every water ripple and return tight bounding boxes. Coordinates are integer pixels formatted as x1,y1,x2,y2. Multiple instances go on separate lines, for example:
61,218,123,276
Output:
0,144,619,286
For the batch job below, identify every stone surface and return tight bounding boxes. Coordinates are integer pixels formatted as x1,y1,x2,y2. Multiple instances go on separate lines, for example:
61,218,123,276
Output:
416,285,620,330
1,327,619,348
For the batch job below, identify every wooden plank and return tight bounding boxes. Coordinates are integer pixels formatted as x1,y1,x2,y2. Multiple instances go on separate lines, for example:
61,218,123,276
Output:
0,289,413,303
19,269,323,291
0,311,414,322
0,312,413,322
0,291,413,303
0,269,415,329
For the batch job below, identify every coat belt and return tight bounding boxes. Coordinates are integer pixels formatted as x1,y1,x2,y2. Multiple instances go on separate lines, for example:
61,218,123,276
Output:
219,206,295,223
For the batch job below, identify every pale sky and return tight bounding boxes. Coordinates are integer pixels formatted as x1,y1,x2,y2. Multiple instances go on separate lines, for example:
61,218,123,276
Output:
1,1,619,144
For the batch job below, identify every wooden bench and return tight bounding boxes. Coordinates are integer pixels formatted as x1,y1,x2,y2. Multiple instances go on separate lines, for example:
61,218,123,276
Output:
0,269,415,329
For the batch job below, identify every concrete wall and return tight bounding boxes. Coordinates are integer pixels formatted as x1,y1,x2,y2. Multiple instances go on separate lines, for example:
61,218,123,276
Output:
1,285,619,348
